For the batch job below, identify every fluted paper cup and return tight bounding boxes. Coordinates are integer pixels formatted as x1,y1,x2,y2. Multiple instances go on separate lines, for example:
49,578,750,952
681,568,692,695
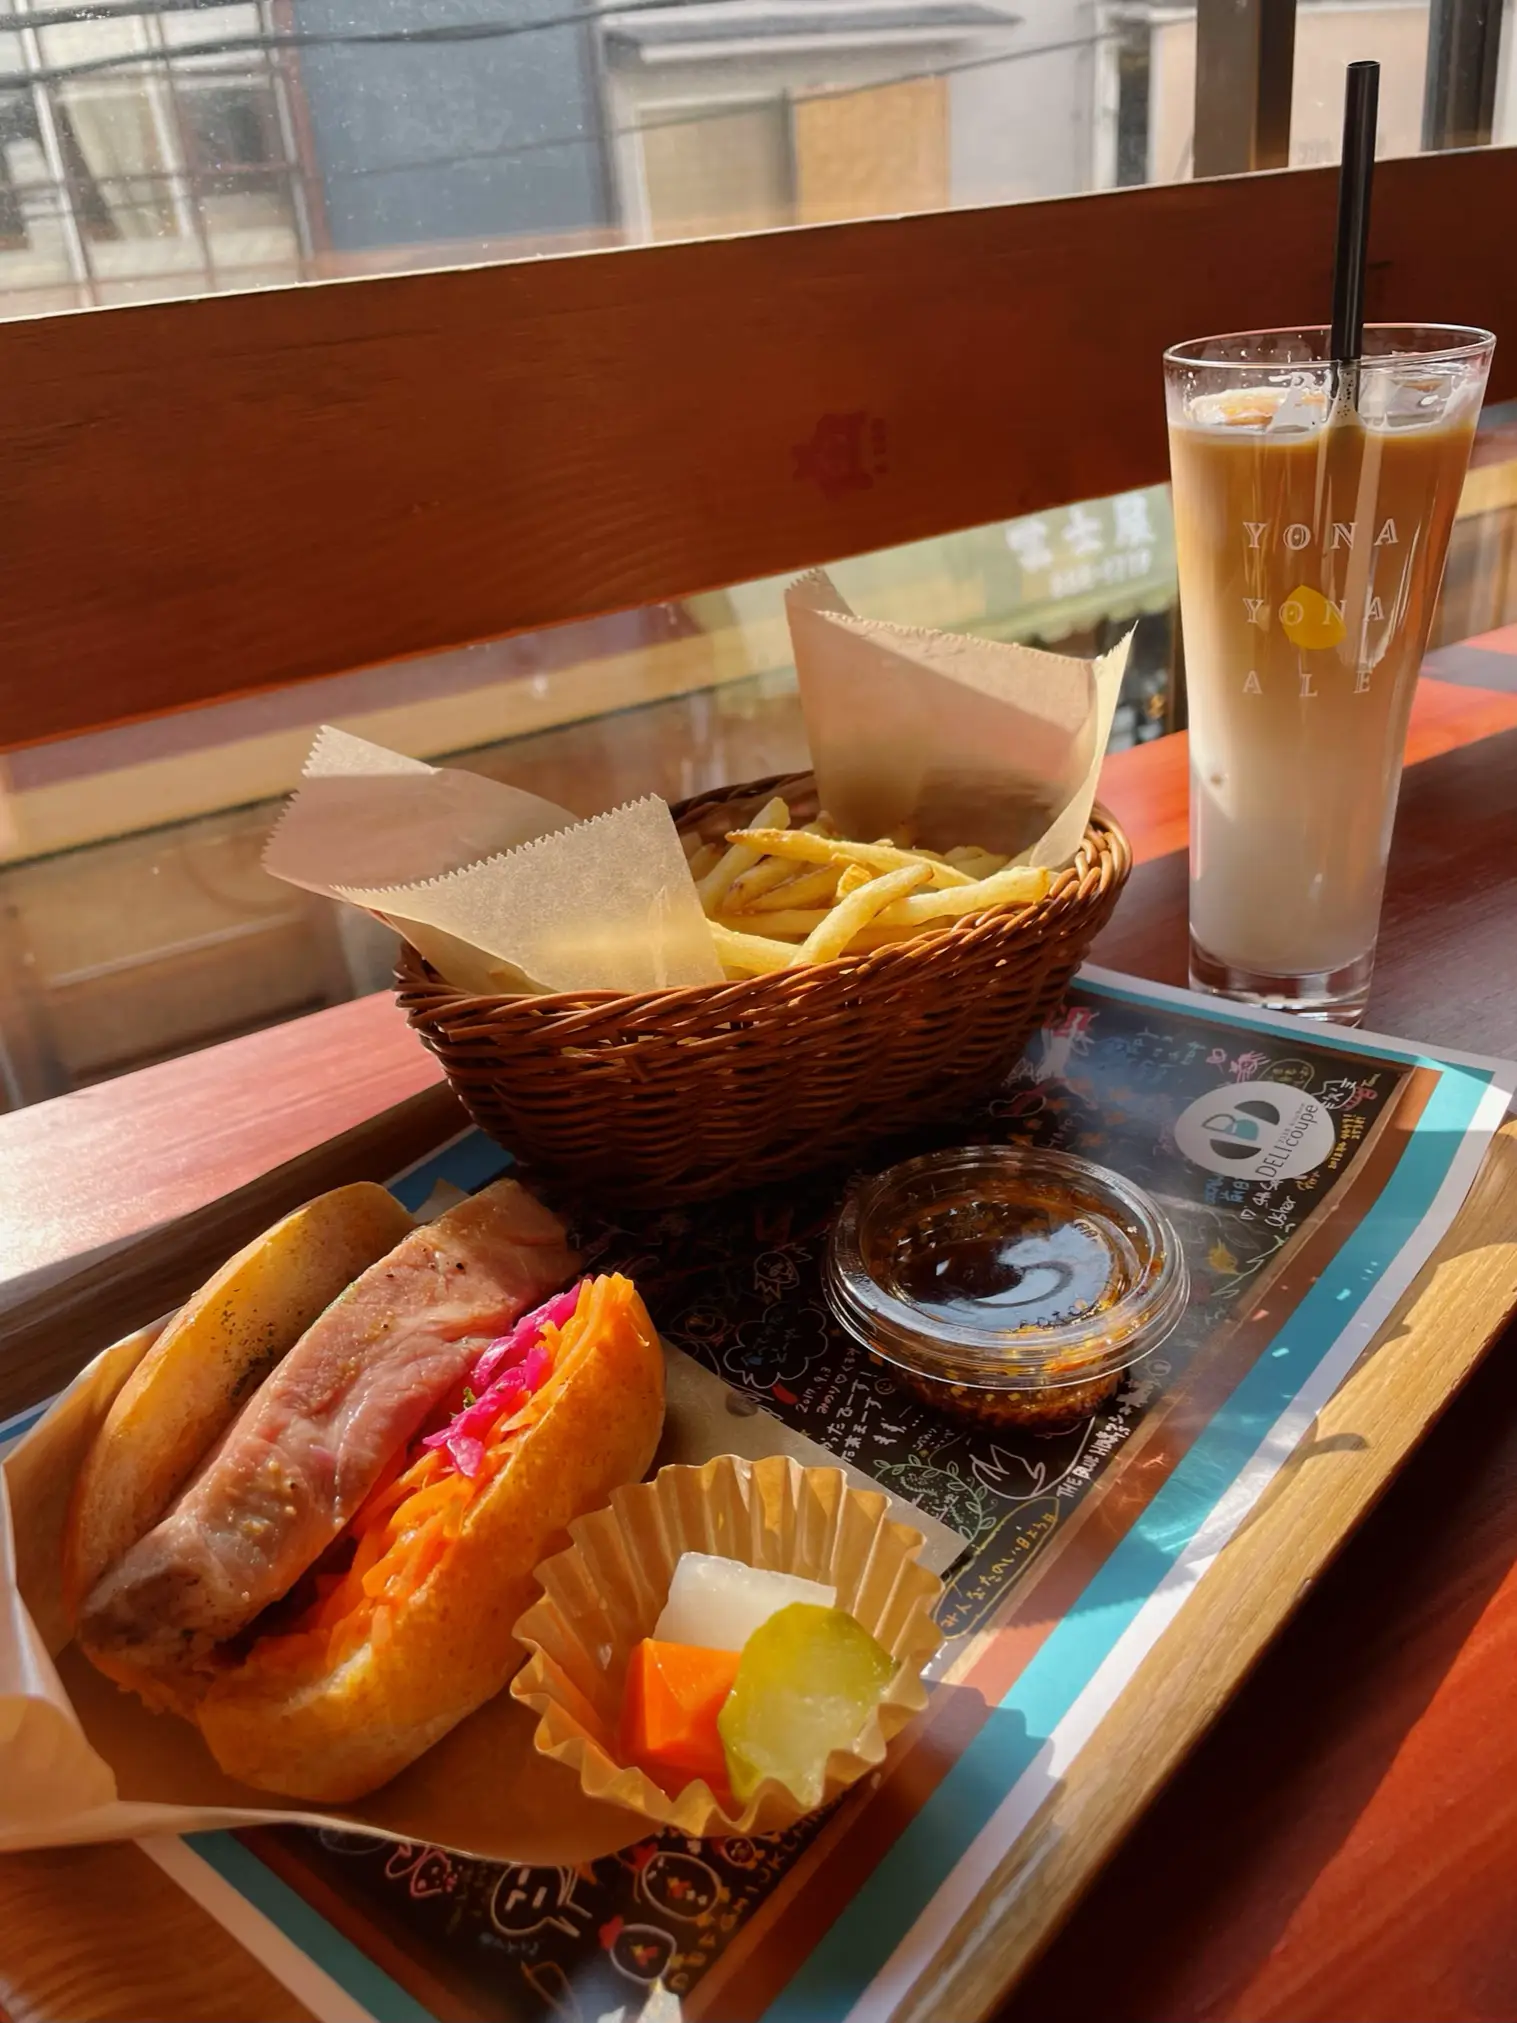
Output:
510,1454,944,1838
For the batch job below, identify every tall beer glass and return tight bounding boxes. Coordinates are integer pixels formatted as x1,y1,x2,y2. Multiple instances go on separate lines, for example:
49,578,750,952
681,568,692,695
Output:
1164,325,1493,1023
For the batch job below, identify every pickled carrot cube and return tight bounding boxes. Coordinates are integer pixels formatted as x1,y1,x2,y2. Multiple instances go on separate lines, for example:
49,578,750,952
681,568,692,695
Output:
622,1637,742,1787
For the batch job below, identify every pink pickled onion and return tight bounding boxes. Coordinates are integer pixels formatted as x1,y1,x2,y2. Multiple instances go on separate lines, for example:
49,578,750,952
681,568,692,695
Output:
471,1285,583,1390
518,1342,553,1393
423,1282,584,1477
446,1433,487,1479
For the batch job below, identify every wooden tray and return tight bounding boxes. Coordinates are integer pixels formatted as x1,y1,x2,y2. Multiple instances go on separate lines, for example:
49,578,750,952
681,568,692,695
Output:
3,987,1516,2023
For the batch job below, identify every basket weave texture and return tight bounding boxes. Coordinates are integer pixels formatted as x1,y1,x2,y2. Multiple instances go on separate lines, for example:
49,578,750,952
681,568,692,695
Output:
396,772,1132,1205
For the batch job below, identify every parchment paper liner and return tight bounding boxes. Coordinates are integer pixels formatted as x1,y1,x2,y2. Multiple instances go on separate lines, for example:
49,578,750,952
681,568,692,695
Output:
510,1454,944,1838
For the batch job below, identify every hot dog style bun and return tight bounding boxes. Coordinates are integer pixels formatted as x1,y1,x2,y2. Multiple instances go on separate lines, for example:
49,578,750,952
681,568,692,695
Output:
62,1181,416,1623
197,1273,664,1801
67,1178,666,1802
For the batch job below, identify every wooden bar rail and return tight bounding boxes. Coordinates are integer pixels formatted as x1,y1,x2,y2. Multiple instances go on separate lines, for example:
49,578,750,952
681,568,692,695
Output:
1,146,1515,751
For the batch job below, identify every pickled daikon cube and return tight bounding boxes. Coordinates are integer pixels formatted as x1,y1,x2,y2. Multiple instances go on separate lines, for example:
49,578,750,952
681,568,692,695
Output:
654,1552,836,1653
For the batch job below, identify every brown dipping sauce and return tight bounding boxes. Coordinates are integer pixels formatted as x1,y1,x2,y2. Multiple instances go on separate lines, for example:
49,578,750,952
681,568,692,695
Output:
826,1148,1188,1430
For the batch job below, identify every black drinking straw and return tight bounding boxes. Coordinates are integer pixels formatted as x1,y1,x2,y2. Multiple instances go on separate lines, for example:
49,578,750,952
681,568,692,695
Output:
1330,60,1381,404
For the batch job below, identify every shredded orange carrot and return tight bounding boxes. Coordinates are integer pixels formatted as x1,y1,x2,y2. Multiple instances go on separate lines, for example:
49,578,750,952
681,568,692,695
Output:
246,1277,633,1680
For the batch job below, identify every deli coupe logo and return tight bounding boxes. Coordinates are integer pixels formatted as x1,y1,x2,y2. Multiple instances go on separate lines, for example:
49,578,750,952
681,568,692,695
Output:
1174,1080,1336,1183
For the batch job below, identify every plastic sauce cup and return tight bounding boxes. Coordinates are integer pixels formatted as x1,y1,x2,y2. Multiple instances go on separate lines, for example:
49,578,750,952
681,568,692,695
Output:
824,1145,1189,1428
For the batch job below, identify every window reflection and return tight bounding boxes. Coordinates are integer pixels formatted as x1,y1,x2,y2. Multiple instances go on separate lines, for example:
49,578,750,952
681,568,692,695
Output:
0,489,1177,1107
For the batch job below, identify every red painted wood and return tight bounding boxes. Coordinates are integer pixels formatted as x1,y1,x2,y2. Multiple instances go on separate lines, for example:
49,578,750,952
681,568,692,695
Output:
0,992,440,1291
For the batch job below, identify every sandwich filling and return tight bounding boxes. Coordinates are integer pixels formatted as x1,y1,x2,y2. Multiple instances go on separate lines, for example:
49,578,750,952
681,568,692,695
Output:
244,1275,637,1679
78,1181,579,1674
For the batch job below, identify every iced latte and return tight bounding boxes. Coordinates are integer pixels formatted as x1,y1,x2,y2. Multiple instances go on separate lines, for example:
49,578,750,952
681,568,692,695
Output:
1164,327,1493,1020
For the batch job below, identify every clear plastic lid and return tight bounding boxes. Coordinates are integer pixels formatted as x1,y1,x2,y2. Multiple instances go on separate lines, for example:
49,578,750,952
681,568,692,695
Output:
825,1145,1188,1397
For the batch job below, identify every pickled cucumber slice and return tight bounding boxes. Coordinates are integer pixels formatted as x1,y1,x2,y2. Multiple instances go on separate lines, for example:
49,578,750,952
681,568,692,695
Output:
717,1603,897,1808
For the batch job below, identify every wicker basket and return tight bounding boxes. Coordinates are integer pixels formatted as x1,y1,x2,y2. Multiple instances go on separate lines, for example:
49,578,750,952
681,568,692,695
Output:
395,772,1131,1206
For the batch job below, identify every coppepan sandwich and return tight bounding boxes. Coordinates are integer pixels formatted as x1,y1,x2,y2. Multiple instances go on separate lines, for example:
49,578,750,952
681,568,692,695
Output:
64,1178,665,1802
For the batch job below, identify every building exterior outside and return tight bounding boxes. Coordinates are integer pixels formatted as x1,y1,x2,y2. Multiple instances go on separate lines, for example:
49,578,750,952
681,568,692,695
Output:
5,0,1513,317
0,1,311,310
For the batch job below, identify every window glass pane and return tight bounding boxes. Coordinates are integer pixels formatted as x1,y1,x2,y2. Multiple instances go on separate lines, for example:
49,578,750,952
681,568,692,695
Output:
56,87,178,242
5,0,1499,316
0,0,1508,314
795,77,947,222
1290,4,1432,165
0,0,301,309
1145,12,1198,182
1498,0,1517,140
639,99,793,237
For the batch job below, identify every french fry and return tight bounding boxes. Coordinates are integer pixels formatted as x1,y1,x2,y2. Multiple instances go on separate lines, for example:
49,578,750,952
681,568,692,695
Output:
708,919,798,975
724,856,804,906
873,864,1051,927
799,862,932,964
724,830,973,889
880,833,949,862
944,846,1010,877
698,796,790,911
696,786,1043,975
745,864,842,912
713,908,828,939
728,842,835,909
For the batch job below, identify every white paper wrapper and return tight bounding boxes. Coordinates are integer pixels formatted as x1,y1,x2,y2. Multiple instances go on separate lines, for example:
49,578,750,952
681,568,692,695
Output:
0,1326,962,1859
512,1455,944,1839
265,727,722,996
264,726,577,891
786,571,1128,865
